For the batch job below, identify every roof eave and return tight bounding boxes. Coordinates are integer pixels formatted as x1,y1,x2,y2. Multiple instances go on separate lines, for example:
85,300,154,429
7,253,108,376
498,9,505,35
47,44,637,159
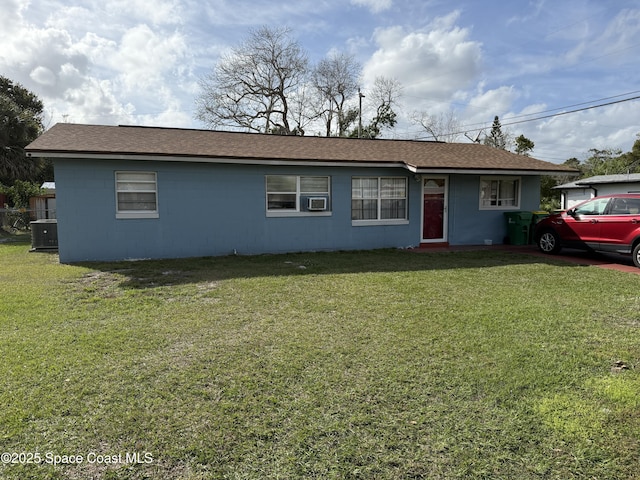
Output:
26,151,407,169
410,166,578,176
577,180,640,186
27,150,578,176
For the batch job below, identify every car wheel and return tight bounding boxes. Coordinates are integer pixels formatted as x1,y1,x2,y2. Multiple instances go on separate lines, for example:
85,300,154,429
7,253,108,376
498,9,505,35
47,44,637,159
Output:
538,230,561,254
633,243,640,268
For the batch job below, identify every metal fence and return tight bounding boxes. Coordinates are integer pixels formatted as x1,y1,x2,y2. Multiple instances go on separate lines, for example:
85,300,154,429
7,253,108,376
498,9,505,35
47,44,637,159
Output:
0,208,57,234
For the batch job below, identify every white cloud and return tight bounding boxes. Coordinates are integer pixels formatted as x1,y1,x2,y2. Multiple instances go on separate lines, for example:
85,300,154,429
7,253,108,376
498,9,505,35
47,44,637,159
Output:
109,24,188,91
45,0,182,30
29,66,57,86
350,0,392,14
464,85,519,123
45,5,96,31
0,0,26,35
1,24,90,97
520,101,640,163
364,16,481,91
508,7,640,77
106,0,183,26
1,0,636,154
579,8,640,66
0,0,195,128
506,0,546,26
362,11,483,121
60,77,133,123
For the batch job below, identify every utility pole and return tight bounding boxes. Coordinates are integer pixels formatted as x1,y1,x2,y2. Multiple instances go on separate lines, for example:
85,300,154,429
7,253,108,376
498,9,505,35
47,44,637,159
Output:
358,88,365,138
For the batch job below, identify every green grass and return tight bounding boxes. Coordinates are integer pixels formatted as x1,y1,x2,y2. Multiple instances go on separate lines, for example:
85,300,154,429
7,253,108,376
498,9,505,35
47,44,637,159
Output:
1,242,639,479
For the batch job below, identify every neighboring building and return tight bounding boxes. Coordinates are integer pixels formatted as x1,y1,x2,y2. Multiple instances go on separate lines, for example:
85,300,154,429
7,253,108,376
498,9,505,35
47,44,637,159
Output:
555,174,640,209
30,182,56,219
26,123,576,263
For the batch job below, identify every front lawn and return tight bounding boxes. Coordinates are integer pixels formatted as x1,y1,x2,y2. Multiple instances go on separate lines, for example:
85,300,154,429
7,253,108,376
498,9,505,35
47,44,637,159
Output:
1,243,639,479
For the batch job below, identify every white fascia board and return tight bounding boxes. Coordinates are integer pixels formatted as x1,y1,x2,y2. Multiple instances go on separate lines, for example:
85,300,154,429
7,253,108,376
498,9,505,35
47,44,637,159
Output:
29,151,569,175
409,166,571,176
30,152,406,169
576,180,640,186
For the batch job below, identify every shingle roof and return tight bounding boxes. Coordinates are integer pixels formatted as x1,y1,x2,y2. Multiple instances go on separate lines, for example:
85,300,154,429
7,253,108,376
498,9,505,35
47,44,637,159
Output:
26,123,577,174
556,173,640,189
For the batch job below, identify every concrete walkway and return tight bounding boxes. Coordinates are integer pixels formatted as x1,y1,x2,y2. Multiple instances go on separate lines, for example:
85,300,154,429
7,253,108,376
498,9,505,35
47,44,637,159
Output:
411,244,640,275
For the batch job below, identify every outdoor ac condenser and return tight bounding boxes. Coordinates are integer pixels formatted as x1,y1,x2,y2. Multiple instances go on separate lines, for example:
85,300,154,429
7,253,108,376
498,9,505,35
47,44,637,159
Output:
30,219,58,251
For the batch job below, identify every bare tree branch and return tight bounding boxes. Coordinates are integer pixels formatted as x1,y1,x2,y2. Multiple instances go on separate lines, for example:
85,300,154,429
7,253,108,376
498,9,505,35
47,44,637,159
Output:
196,26,309,134
410,110,462,142
312,53,361,136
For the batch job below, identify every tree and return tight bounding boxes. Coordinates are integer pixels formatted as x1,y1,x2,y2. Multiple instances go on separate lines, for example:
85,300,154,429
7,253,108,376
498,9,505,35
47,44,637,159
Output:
312,53,361,137
561,135,640,180
195,26,309,135
539,175,560,211
410,110,462,142
483,116,507,150
0,76,46,184
563,157,581,171
350,77,401,139
0,180,42,208
617,134,640,173
539,157,582,211
195,28,402,139
514,134,534,155
582,148,624,177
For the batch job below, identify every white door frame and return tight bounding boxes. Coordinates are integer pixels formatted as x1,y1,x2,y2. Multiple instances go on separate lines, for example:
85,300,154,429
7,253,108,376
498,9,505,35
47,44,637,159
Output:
421,175,449,243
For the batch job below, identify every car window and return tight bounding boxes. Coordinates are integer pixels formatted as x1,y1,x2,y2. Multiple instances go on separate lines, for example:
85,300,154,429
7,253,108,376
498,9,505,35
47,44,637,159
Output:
609,197,640,215
610,198,630,214
625,198,640,214
574,197,609,216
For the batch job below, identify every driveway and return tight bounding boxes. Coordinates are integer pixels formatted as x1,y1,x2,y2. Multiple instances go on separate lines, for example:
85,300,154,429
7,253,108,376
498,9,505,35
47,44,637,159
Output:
504,245,640,274
412,244,640,275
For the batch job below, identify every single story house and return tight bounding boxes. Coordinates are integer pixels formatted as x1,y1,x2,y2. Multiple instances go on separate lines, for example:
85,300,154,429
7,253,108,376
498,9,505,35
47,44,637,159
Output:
26,123,576,263
555,173,640,209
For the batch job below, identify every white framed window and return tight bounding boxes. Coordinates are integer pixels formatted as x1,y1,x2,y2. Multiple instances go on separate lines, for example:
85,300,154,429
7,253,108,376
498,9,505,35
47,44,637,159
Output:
115,171,159,219
266,175,331,216
479,177,521,210
352,177,408,225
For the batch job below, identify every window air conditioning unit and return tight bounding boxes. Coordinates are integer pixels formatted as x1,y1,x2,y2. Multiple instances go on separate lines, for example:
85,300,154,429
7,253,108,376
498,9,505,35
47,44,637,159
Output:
307,197,327,211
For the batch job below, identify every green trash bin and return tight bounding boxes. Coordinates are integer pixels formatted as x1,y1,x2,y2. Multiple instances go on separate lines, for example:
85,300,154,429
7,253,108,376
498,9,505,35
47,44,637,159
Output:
530,211,550,244
504,211,533,245
531,211,549,224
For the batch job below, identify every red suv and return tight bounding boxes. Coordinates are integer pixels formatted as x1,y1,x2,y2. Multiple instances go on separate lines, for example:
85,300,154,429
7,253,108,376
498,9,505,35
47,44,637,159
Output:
534,194,640,268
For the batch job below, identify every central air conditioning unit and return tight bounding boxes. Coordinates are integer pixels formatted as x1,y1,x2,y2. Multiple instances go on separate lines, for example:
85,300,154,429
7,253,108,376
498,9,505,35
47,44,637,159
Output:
30,219,58,251
307,197,327,211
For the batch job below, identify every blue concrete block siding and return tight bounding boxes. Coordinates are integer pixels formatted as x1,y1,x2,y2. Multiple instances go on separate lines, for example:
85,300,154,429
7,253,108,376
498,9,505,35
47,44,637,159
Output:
53,158,541,262
449,174,541,245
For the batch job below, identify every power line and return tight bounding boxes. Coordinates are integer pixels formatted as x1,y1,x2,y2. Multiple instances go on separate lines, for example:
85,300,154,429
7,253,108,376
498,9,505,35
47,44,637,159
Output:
499,95,640,128
466,90,640,127
415,94,640,140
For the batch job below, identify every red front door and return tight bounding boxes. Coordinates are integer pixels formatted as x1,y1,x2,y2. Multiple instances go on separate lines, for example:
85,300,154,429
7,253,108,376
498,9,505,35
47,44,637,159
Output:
422,177,447,242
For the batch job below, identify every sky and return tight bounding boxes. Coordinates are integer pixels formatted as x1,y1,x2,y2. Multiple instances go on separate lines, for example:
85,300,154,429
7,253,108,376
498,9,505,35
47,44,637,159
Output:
2,0,640,164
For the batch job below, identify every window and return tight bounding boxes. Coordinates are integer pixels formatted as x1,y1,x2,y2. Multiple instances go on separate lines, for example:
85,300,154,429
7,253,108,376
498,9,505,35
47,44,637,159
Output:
609,197,640,215
352,177,408,224
115,171,158,219
573,197,609,216
480,177,520,209
266,175,330,215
